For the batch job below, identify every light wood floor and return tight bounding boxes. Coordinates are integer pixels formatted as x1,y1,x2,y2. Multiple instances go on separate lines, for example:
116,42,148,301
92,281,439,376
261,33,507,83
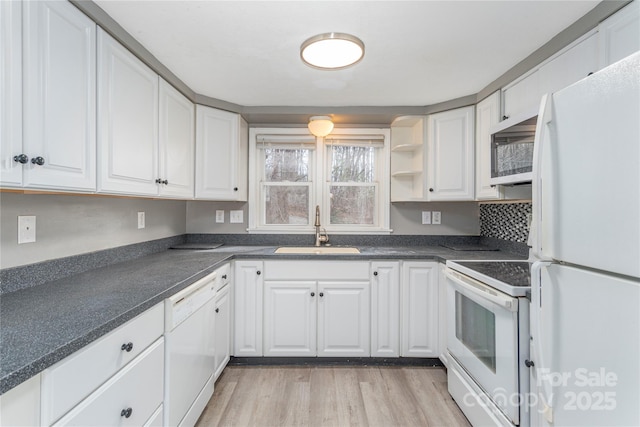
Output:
195,365,471,427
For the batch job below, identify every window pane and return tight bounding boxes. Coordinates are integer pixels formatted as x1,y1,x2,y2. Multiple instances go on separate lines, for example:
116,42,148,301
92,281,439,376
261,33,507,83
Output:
265,186,309,225
330,186,375,224
264,148,310,182
330,146,375,182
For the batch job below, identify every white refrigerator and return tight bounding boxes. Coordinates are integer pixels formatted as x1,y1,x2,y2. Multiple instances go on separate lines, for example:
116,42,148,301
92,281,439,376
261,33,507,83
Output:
529,51,640,426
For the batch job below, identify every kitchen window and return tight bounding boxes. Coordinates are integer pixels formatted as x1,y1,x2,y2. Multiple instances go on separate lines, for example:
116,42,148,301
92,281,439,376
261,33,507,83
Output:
248,128,390,234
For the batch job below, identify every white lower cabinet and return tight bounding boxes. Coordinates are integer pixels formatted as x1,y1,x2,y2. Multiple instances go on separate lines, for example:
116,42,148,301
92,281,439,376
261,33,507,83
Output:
41,303,164,425
401,261,440,358
370,262,400,357
53,338,164,427
0,374,41,427
317,280,370,357
213,282,231,379
233,260,264,357
243,260,444,360
438,263,450,367
263,281,317,356
261,261,371,357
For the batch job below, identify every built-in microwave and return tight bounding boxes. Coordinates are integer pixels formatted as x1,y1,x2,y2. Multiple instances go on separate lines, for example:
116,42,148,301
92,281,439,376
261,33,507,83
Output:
489,110,538,186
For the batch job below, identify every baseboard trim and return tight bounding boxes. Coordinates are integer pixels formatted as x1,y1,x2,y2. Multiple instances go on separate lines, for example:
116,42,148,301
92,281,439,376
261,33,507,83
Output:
228,356,444,367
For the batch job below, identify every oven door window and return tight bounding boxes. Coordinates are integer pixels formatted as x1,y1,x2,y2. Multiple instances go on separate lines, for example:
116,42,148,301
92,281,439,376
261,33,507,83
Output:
455,291,496,372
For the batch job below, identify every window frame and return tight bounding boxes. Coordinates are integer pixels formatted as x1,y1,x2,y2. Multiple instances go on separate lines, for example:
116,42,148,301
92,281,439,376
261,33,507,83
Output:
248,127,391,234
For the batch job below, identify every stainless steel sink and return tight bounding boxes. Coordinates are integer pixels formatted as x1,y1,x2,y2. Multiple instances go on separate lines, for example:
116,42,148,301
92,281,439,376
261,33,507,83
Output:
274,246,361,254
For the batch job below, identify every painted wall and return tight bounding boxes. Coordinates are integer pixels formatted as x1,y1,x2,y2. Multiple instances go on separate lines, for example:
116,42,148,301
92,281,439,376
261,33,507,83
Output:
0,193,186,269
185,200,480,235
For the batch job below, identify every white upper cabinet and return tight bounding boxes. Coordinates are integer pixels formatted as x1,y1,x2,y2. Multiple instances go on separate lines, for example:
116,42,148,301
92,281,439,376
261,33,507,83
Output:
0,0,23,187
390,116,426,202
475,92,502,200
158,79,194,198
426,106,475,201
195,105,248,201
2,1,96,191
598,1,640,67
539,32,598,96
503,33,597,121
98,29,159,196
502,71,540,120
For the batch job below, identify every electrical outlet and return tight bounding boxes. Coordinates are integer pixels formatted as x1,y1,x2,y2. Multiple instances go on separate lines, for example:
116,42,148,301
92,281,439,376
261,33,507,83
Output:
216,210,225,223
137,212,145,229
421,211,431,225
432,211,441,225
18,216,36,244
230,210,243,223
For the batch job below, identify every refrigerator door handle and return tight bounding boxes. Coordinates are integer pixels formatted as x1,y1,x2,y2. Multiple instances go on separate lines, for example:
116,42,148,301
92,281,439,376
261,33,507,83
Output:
531,260,554,424
530,93,553,259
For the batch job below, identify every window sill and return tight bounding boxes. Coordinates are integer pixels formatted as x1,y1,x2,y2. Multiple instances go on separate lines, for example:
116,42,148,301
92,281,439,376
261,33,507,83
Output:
247,228,393,235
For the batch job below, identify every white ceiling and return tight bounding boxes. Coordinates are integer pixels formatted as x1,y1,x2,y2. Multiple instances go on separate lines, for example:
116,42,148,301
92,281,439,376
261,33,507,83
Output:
94,0,600,108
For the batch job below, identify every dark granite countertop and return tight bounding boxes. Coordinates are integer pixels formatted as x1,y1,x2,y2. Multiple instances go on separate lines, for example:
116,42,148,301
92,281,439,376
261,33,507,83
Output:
0,244,525,395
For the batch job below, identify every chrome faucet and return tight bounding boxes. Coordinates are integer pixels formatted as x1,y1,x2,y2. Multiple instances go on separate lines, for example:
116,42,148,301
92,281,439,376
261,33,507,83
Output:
314,205,329,247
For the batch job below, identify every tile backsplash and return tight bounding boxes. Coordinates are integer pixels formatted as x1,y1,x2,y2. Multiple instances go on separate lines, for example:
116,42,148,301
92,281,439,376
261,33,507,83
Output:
480,202,532,243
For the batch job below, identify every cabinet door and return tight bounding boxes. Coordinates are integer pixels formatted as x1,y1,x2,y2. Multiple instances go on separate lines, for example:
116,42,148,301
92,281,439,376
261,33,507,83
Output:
401,262,439,357
0,374,41,427
370,262,400,357
263,281,316,356
475,92,502,200
195,106,245,200
213,287,231,379
317,281,370,357
598,1,640,68
22,0,96,191
539,32,598,96
98,29,159,195
233,261,263,356
158,79,194,198
502,71,540,120
437,263,449,366
427,106,475,201
0,0,23,187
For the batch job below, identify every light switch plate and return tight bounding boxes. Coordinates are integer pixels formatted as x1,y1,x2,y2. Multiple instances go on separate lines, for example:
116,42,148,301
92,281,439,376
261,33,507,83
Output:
216,210,225,223
230,210,243,223
137,212,145,229
18,215,36,244
421,211,431,225
432,211,441,225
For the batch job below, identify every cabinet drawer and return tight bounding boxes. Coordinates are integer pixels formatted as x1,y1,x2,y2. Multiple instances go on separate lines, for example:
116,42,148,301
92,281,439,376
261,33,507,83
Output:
214,263,231,291
52,338,164,426
264,261,369,280
143,404,163,427
41,304,163,425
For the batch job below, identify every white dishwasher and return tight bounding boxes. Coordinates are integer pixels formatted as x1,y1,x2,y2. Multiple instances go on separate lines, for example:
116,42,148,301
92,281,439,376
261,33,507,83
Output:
165,271,217,427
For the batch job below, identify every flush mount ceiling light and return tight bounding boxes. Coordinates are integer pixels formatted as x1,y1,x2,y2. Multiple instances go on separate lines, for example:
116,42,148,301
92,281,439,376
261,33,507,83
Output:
308,116,334,137
300,32,365,70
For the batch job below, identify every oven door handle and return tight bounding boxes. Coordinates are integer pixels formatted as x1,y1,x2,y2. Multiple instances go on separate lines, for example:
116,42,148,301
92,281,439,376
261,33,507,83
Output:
445,269,518,312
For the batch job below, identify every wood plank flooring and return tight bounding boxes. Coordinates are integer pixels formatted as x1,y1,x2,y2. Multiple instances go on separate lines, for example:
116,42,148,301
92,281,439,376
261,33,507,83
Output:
195,366,471,427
